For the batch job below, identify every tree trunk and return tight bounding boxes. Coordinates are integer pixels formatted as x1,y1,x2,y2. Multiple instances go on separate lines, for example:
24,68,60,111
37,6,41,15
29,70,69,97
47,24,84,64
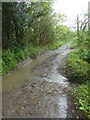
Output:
77,14,80,39
88,1,90,33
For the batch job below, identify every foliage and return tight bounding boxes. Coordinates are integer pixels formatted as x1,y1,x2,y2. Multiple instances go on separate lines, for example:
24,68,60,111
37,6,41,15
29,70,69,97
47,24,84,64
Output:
76,48,89,62
74,83,90,119
67,51,90,82
2,44,44,74
0,59,2,75
55,25,71,41
70,39,78,49
71,31,90,63
2,2,72,49
2,2,55,48
2,2,27,49
67,42,90,118
2,50,17,73
67,11,90,118
49,41,66,50
2,2,72,75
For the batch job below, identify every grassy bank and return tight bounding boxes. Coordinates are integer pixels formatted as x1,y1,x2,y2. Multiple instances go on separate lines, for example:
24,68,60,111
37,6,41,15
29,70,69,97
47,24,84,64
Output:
2,40,66,75
2,44,45,75
67,37,90,119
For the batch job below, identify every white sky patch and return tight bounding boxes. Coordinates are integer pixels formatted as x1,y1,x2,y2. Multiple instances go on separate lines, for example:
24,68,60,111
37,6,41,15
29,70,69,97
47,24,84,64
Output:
53,0,90,28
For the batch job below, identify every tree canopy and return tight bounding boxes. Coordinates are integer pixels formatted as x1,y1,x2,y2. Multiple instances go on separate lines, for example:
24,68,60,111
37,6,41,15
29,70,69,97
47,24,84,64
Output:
2,2,71,49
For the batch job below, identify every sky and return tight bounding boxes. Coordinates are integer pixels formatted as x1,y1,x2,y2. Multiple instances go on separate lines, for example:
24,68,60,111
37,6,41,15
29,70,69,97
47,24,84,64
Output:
53,0,90,28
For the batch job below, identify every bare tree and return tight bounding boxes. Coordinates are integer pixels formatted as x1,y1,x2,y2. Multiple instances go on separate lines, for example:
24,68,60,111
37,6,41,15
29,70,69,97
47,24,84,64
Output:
88,1,90,32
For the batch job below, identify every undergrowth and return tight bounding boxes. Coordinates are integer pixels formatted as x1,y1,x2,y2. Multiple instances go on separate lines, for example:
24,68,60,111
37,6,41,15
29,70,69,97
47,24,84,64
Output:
67,33,90,119
49,41,66,50
2,44,44,75
75,83,90,119
2,40,65,75
67,50,90,82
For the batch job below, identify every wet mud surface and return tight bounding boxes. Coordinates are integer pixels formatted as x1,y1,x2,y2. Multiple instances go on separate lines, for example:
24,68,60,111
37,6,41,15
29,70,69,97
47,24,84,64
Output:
2,42,86,118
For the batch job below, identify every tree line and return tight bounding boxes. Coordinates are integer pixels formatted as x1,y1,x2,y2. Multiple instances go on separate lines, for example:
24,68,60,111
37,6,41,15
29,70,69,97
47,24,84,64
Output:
2,2,71,50
2,2,72,74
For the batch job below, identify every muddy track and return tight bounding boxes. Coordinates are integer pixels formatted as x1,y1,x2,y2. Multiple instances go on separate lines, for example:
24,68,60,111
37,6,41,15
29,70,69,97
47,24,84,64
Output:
2,42,86,118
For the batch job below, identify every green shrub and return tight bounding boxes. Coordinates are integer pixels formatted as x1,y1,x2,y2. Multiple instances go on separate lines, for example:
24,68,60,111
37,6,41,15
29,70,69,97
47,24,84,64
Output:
2,44,45,74
0,60,2,75
49,41,65,50
27,44,42,58
67,51,90,81
2,50,17,74
75,83,90,119
68,29,90,119
70,39,78,49
74,48,89,62
15,49,26,62
2,41,66,74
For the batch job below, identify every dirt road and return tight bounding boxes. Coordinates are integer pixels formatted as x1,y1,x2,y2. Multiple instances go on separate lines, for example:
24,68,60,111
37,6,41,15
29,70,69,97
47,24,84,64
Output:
2,42,86,118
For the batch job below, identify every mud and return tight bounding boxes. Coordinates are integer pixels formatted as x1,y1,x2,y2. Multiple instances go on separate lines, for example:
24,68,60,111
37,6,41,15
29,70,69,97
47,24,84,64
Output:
2,42,86,118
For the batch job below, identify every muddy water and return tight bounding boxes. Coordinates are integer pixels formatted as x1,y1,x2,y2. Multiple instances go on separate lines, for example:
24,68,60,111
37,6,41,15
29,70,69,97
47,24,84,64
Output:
2,42,71,93
2,42,86,118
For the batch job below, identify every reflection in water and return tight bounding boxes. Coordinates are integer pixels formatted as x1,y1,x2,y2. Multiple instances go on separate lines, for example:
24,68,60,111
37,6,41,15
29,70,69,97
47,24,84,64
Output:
58,95,67,118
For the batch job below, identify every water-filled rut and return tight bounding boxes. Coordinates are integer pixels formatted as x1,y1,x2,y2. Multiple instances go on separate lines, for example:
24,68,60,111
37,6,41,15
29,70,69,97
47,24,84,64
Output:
2,42,86,118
